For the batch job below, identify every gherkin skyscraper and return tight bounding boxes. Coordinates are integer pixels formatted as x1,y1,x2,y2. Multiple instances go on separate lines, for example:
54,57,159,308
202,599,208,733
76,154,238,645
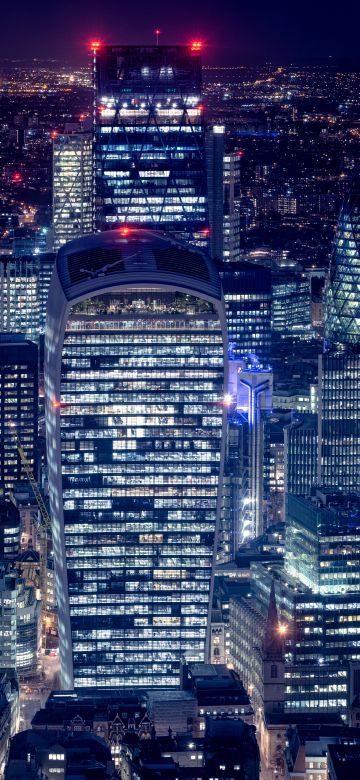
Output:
325,168,360,346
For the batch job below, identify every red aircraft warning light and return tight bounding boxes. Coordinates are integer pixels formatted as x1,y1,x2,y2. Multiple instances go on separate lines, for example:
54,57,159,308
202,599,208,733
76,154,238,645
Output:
191,41,203,52
12,172,23,183
90,40,101,51
51,130,58,140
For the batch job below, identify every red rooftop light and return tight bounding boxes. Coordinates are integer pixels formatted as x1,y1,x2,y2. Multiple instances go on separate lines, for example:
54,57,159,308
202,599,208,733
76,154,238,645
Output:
90,40,101,51
191,41,203,52
12,172,23,183
51,130,58,140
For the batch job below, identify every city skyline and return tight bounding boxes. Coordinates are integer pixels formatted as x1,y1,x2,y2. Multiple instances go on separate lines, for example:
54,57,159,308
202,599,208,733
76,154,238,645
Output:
1,17,360,778
0,1,359,65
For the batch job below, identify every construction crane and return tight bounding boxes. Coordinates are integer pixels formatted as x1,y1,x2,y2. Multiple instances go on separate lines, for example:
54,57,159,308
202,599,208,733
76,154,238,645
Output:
10,425,51,649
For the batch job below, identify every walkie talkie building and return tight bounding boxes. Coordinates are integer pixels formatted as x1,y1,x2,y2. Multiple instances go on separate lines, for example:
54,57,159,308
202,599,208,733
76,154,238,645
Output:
45,229,227,688
94,44,209,246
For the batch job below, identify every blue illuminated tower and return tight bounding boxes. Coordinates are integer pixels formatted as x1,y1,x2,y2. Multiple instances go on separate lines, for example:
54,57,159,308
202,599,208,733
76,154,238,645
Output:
45,229,227,688
218,355,272,561
94,44,209,247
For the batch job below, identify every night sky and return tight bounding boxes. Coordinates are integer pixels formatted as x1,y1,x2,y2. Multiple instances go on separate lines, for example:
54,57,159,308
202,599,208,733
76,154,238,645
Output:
1,0,358,65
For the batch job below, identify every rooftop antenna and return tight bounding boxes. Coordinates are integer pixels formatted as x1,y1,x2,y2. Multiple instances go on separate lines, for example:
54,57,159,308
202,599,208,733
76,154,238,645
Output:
154,28,161,46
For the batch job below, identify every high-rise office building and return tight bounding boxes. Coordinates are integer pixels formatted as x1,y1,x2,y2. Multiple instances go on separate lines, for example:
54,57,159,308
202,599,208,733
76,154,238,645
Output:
219,356,272,558
220,262,272,364
230,489,360,720
272,269,312,340
319,169,360,492
94,44,208,246
206,125,225,261
45,229,227,688
38,253,56,335
263,412,290,524
0,498,21,560
0,254,56,342
318,349,360,492
0,565,40,678
0,335,38,496
52,131,93,251
0,564,17,668
223,150,242,263
206,131,243,263
16,578,41,676
325,168,360,347
0,257,39,341
284,413,318,498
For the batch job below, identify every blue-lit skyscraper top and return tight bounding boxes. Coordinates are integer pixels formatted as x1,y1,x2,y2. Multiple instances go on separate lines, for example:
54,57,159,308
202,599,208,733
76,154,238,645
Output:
225,354,272,543
326,168,360,347
94,44,208,247
227,353,272,424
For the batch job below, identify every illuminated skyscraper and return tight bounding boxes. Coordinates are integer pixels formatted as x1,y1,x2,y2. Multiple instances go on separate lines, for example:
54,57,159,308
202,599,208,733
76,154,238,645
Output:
45,229,227,688
229,488,360,721
52,131,93,251
38,253,56,334
206,124,224,261
94,44,208,246
0,335,38,496
206,129,243,263
223,150,242,263
0,257,39,341
284,413,318,498
325,168,360,347
272,269,312,340
319,169,360,492
218,356,272,560
220,262,272,364
318,348,360,491
0,254,56,342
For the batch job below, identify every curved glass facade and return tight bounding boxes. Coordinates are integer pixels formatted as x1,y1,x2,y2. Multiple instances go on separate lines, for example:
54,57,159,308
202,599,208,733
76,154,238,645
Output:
45,230,227,688
326,171,360,346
